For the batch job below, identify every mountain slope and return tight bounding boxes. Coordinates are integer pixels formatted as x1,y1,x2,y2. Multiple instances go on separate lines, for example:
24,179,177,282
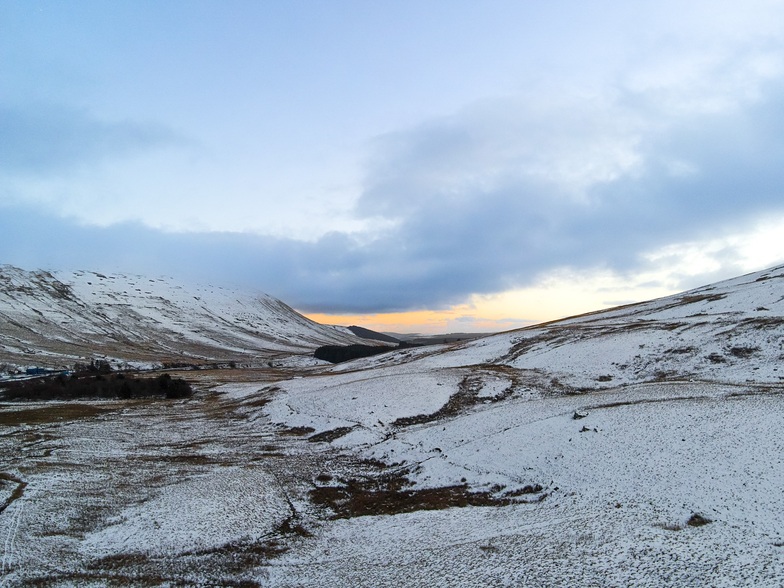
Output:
265,262,784,483
467,262,784,387
0,265,363,369
253,264,784,585
347,325,401,344
323,263,784,388
3,264,784,586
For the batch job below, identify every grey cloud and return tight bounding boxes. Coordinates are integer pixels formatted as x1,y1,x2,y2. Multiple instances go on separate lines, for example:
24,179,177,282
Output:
0,103,181,175
345,83,784,305
3,82,784,313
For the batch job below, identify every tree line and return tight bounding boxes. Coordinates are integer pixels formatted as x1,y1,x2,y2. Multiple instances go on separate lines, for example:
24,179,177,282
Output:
0,371,193,401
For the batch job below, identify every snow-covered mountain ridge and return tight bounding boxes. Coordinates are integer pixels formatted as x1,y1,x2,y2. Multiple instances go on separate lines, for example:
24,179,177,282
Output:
244,264,784,585
262,263,784,494
3,264,784,586
326,262,784,389
461,263,784,387
0,265,362,370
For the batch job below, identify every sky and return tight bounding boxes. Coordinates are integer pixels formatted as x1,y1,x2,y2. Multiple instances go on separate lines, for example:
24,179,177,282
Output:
2,0,784,334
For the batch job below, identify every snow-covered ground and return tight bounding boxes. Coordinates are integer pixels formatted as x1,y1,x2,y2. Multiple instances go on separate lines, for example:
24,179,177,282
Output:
1,264,783,586
258,264,784,586
81,467,290,557
0,265,365,371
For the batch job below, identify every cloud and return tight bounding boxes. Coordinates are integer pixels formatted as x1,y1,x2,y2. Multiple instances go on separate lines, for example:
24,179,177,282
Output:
3,21,784,314
2,74,784,313
3,74,784,320
0,103,180,176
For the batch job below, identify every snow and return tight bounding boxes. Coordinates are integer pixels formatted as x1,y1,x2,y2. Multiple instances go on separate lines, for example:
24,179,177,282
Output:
2,263,784,586
0,265,365,370
255,264,784,586
81,467,290,556
269,498,784,587
264,368,458,436
262,380,784,586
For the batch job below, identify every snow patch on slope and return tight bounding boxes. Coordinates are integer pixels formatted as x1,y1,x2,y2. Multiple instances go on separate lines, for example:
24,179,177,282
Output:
82,467,289,556
0,265,363,369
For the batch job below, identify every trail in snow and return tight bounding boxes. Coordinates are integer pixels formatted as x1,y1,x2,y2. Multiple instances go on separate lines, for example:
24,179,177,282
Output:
0,490,26,585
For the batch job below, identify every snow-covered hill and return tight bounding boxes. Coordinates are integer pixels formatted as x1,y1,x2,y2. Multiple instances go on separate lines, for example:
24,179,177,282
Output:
445,262,784,386
0,265,363,370
2,264,784,586
253,264,784,585
266,263,784,464
317,262,784,387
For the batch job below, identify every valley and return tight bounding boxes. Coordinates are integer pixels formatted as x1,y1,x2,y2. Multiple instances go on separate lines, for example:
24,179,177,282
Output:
1,265,784,586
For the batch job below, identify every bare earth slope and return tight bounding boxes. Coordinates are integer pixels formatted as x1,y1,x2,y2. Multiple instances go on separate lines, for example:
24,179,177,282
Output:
0,265,363,370
1,264,783,586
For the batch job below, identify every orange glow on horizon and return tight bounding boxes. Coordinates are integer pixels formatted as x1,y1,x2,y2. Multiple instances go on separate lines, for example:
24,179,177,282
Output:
303,304,538,336
301,266,683,335
302,309,496,336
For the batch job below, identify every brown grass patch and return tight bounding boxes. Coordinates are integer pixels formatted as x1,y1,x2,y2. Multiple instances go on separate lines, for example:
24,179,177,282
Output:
308,426,355,443
311,468,545,518
0,472,27,514
678,293,727,304
311,483,513,518
392,374,484,427
0,403,110,426
657,512,712,532
686,513,712,527
141,453,218,465
729,346,760,358
277,425,316,436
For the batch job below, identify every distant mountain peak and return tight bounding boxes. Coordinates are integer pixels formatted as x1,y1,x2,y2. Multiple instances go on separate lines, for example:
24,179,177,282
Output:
347,325,400,344
0,265,363,371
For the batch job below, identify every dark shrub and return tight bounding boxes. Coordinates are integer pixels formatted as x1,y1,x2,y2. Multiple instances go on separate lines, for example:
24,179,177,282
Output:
0,372,193,401
314,342,421,364
314,344,392,364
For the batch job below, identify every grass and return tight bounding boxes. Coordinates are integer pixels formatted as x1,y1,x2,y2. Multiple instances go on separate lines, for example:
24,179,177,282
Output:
307,426,355,443
678,293,727,304
392,376,481,427
686,513,712,527
311,482,513,518
277,425,316,436
69,517,305,587
0,471,27,514
0,403,110,426
729,346,760,358
310,464,546,519
658,513,712,531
